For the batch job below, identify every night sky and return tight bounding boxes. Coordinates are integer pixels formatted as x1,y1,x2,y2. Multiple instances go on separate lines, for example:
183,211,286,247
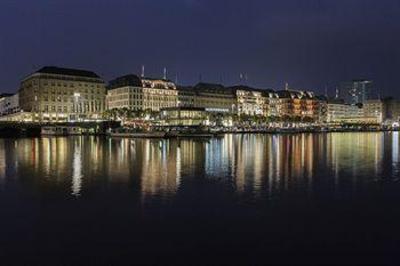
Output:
1,0,400,97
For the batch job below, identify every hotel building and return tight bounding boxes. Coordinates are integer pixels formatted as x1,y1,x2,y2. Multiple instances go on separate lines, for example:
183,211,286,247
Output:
19,66,106,122
276,90,318,120
106,74,178,112
192,83,235,113
229,86,265,116
178,84,283,118
177,86,196,107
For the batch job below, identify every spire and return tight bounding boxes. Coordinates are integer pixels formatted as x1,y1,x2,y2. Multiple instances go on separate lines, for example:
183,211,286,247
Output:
141,65,145,78
285,82,289,91
163,67,167,80
335,87,339,99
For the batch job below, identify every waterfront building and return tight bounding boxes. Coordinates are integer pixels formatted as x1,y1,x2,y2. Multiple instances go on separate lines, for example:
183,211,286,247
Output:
192,83,235,113
229,86,265,116
106,75,143,110
107,74,178,112
326,100,364,124
19,66,106,122
339,79,374,104
326,100,381,124
0,93,19,116
0,111,33,122
276,90,318,121
141,77,178,111
159,107,208,126
262,90,281,118
177,84,280,118
315,95,328,123
383,97,400,124
177,86,196,107
364,99,384,123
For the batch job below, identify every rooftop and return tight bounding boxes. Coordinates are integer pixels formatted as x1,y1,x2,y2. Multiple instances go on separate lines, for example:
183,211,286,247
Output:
36,66,101,78
194,82,226,90
108,74,143,89
0,93,14,98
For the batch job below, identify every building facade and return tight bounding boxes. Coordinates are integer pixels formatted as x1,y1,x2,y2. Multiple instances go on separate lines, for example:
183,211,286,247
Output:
0,93,19,116
106,75,143,110
262,90,281,118
160,107,208,126
363,99,384,123
229,86,265,116
191,83,235,113
177,86,196,107
19,66,106,122
276,90,318,121
107,74,178,112
383,97,400,123
326,101,364,124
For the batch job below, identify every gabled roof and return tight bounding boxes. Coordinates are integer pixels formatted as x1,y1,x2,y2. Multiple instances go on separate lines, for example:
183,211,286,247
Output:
36,66,100,78
276,90,315,99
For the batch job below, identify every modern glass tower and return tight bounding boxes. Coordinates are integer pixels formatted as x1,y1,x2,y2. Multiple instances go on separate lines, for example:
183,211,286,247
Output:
339,80,374,104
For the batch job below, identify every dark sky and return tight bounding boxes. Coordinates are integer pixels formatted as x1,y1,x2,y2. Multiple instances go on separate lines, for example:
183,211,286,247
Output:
1,0,400,96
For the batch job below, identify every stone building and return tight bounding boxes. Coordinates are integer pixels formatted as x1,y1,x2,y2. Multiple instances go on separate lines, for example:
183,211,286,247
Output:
177,86,196,107
228,86,265,116
19,66,106,122
177,84,281,118
106,74,178,112
0,93,19,116
192,83,235,113
262,90,281,118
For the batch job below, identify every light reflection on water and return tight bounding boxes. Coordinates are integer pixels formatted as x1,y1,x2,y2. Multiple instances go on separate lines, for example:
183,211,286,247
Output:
0,132,398,200
2,132,400,264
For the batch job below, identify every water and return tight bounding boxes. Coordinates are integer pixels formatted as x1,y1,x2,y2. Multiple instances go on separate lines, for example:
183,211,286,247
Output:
1,133,400,264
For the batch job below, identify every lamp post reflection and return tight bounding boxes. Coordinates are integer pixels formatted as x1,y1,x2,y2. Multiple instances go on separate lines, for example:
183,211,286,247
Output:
71,138,83,197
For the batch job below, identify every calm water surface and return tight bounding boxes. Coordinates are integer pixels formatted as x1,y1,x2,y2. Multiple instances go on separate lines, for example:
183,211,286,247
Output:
1,133,400,264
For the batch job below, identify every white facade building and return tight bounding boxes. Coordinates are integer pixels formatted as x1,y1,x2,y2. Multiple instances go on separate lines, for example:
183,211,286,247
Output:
0,93,19,116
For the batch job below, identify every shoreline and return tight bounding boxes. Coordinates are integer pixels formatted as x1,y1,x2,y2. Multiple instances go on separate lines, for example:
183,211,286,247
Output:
1,129,397,139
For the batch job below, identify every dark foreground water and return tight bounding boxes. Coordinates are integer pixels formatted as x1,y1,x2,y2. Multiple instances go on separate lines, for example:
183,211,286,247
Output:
1,133,400,265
